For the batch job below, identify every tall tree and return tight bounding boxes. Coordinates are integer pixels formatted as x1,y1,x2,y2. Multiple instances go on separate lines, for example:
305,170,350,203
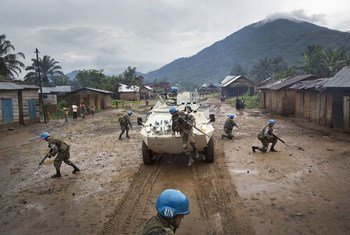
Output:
298,45,350,77
24,55,64,86
250,57,288,81
0,34,25,79
230,64,248,76
74,69,114,91
119,66,144,87
50,75,70,86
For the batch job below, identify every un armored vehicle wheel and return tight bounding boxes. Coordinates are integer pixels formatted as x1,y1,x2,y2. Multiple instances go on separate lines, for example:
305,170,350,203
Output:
203,138,214,163
142,141,155,164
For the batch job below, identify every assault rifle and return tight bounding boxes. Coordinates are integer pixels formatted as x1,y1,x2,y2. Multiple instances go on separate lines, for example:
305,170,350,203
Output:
180,117,212,138
34,154,50,172
273,134,289,147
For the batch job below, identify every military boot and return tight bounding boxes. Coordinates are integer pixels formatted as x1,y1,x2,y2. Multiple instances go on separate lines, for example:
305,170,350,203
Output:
187,157,195,167
51,169,61,178
72,165,80,174
270,146,277,152
118,133,123,140
252,146,257,152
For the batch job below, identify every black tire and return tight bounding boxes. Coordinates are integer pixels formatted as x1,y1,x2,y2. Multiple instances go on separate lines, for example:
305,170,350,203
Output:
142,141,154,165
204,138,215,163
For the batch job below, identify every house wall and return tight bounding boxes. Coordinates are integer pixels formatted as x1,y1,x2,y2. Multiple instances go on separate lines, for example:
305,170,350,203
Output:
282,90,296,116
120,92,140,101
21,89,40,124
264,90,283,113
0,90,19,124
64,90,112,112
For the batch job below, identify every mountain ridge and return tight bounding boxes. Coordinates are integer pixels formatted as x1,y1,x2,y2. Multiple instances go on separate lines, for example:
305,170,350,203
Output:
144,18,350,85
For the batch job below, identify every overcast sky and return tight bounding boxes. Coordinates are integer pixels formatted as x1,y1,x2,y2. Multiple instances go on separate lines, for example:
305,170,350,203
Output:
1,0,349,77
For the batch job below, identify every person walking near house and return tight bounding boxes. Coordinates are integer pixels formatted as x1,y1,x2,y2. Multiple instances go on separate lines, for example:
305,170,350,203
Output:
221,114,238,140
139,189,190,235
252,119,278,153
118,110,133,140
169,106,198,167
40,132,80,178
72,103,78,120
80,103,86,119
63,107,68,122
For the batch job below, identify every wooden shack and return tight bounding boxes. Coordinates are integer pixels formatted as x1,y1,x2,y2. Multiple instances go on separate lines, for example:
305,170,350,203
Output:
220,75,254,97
117,83,140,101
0,80,39,125
289,78,331,125
260,75,316,115
65,87,113,110
324,66,350,132
139,85,154,99
198,83,219,95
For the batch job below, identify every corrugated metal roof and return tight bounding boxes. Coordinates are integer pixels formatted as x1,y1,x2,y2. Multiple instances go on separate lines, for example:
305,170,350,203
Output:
70,87,113,94
118,83,139,92
221,75,242,87
0,81,24,90
259,75,315,90
19,84,39,89
289,78,330,90
40,86,71,94
324,66,350,88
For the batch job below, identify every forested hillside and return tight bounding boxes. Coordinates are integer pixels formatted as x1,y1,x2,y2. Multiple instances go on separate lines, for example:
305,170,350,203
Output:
144,19,350,85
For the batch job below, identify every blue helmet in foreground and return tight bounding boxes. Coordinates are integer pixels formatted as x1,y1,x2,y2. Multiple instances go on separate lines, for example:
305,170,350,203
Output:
169,106,177,114
41,132,50,140
156,189,190,219
228,114,235,119
127,110,133,116
268,119,275,125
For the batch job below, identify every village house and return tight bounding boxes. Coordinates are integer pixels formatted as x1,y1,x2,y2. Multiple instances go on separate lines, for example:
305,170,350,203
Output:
220,75,255,98
117,83,140,101
198,83,219,96
259,75,316,115
0,80,39,125
64,87,113,111
39,86,72,113
289,78,330,125
324,66,350,132
139,85,154,100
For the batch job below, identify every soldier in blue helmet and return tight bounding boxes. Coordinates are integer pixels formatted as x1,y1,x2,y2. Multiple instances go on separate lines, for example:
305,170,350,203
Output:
252,119,278,153
222,114,238,140
169,106,198,167
118,110,133,140
139,189,190,235
40,132,80,178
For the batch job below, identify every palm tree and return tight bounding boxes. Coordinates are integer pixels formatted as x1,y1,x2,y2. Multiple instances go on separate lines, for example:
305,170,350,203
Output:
24,55,64,86
298,45,350,77
0,34,25,79
250,58,275,81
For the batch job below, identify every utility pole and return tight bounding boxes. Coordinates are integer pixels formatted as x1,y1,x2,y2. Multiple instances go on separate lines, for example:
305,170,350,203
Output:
35,48,47,123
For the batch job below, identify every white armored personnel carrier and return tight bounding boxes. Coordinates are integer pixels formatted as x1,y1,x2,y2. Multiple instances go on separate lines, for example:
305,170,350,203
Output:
138,91,215,164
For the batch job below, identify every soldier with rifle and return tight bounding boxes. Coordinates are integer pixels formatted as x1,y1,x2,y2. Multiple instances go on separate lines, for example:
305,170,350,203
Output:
40,132,80,178
252,119,283,153
169,106,198,166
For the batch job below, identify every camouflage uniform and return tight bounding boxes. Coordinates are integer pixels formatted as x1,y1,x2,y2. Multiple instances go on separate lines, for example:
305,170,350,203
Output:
47,137,79,177
139,215,175,235
253,125,277,153
222,118,237,139
119,114,132,140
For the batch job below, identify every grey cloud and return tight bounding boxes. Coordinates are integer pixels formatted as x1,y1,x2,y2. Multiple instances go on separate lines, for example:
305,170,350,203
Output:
265,9,326,25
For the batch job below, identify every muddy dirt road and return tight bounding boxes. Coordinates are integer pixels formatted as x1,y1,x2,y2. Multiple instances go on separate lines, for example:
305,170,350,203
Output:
1,100,349,235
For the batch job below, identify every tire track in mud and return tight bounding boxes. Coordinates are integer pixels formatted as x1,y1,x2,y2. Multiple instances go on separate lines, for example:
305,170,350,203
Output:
193,139,254,234
101,163,162,235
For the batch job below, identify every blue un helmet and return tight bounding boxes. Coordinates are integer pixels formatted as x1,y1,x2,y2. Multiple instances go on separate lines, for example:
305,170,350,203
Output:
156,189,190,219
127,110,133,116
169,106,177,114
227,114,235,119
268,119,276,125
40,132,50,140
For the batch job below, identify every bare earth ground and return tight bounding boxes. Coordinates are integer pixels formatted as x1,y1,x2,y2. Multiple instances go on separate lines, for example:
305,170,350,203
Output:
0,99,349,235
